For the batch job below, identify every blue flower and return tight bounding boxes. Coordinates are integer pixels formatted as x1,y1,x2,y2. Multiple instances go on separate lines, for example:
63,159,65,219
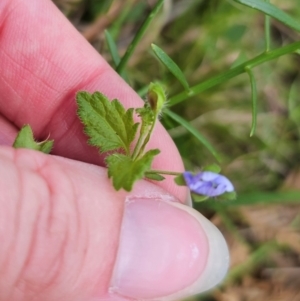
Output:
183,171,234,197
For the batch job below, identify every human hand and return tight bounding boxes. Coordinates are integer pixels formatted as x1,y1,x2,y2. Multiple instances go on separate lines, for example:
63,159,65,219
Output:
0,0,229,300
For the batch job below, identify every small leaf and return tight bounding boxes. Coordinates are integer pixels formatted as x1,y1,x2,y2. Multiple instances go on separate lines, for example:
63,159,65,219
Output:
234,0,300,33
203,163,221,173
174,174,186,186
106,149,160,191
215,191,237,201
13,125,53,154
145,173,165,181
151,43,190,91
132,104,156,159
136,105,155,130
192,194,209,202
76,91,139,155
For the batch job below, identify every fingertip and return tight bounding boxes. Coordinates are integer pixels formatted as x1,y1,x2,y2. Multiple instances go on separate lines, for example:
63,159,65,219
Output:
108,192,229,301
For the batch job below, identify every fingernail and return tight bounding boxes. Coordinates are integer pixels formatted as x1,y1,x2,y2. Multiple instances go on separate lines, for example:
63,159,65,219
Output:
109,196,229,300
186,192,193,207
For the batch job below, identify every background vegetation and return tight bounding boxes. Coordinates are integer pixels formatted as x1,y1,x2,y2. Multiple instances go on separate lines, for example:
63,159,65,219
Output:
53,0,300,300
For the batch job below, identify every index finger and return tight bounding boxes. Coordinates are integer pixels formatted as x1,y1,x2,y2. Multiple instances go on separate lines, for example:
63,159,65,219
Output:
0,0,187,201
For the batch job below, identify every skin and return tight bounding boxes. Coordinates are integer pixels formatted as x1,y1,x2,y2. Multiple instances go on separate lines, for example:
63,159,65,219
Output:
0,0,189,300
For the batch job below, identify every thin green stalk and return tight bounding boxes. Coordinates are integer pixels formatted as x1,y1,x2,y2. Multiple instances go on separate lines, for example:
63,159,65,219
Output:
265,0,271,52
131,131,147,160
245,67,258,136
168,41,300,106
116,0,164,74
136,120,156,159
145,169,181,176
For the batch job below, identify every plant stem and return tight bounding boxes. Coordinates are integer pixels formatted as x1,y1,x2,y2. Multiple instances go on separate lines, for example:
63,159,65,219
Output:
116,0,164,75
132,111,158,161
145,169,182,176
136,120,156,158
264,0,271,52
168,41,300,106
245,67,258,136
131,131,147,160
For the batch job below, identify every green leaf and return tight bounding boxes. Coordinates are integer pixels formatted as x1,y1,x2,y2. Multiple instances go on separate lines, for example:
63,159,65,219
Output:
76,91,139,155
145,173,165,181
215,191,237,201
192,194,209,202
165,109,221,162
192,192,236,203
13,124,53,154
151,44,190,91
234,0,300,32
203,163,221,173
106,149,160,191
174,174,186,186
136,105,155,130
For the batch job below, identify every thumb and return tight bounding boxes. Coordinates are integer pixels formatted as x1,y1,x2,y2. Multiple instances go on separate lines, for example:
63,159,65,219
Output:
0,147,229,301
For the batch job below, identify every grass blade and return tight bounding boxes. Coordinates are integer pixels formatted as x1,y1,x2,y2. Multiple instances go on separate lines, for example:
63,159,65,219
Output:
194,191,300,210
246,67,258,136
104,30,120,67
151,43,190,91
116,0,164,75
164,109,221,162
234,0,300,32
168,41,300,106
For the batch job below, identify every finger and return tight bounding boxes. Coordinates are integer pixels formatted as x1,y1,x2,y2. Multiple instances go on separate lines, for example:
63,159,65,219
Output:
0,147,229,301
0,0,186,200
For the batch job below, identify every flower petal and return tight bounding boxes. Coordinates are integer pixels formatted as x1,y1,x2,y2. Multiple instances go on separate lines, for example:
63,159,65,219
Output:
183,171,234,197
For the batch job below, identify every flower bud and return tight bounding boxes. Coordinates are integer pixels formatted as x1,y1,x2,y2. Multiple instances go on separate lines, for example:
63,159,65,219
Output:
147,82,166,114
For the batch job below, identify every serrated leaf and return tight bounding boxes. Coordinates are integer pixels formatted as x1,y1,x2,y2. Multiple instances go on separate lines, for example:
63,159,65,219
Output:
136,105,155,128
13,125,54,154
145,173,165,181
234,0,300,32
76,91,139,154
151,44,189,91
106,149,160,191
